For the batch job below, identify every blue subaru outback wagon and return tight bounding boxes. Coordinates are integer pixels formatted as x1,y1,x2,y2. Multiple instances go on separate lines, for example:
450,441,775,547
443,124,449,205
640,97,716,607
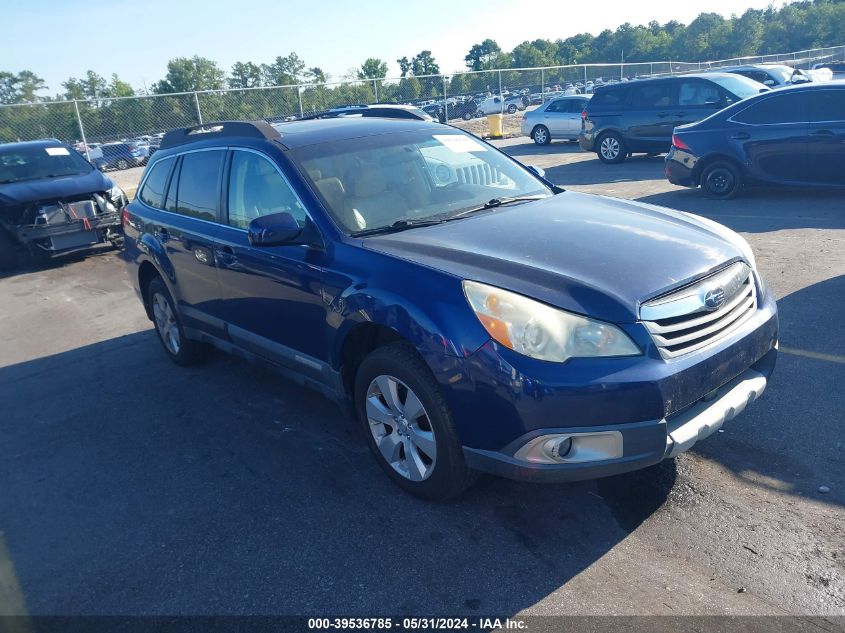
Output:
123,119,777,499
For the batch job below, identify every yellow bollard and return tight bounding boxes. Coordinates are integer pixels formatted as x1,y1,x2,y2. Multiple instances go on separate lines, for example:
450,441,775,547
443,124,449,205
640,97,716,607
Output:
487,114,504,138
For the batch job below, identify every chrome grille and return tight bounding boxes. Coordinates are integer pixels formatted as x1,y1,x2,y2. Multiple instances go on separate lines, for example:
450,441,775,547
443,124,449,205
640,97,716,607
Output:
641,262,757,359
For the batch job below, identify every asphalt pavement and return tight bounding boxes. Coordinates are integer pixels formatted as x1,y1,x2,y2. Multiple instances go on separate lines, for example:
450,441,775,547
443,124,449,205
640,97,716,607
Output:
0,140,842,618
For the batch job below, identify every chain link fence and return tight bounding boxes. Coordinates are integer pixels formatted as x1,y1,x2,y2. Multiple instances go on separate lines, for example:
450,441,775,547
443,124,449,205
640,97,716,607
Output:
2,44,843,154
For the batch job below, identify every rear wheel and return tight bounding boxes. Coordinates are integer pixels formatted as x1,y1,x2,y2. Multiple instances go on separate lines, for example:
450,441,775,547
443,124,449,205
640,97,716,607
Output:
116,158,129,170
355,343,478,500
597,132,626,164
147,277,209,366
507,104,517,114
462,112,472,121
0,230,18,272
701,161,743,199
532,125,551,145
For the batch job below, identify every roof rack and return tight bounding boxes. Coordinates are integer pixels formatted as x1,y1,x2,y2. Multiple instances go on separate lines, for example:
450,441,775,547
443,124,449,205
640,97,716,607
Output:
159,120,280,150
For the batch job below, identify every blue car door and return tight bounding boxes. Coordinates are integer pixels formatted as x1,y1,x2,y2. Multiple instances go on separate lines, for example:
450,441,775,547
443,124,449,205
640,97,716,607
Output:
805,88,845,186
213,148,332,385
143,150,227,338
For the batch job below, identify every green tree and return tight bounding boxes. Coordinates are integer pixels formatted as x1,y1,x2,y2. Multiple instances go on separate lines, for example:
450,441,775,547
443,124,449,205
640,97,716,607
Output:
411,51,440,76
304,67,328,84
357,58,388,80
153,56,225,93
229,62,263,89
396,56,412,77
108,74,135,97
1,70,47,103
262,53,305,86
464,39,502,70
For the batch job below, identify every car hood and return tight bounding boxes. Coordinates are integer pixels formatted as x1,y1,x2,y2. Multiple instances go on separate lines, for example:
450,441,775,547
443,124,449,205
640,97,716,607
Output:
363,191,745,323
0,169,112,207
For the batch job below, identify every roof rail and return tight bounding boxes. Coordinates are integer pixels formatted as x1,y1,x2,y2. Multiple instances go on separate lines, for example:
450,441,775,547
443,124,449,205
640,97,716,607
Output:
160,120,280,150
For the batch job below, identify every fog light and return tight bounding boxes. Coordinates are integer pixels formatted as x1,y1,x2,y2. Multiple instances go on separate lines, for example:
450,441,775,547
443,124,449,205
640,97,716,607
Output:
543,436,572,461
514,431,623,465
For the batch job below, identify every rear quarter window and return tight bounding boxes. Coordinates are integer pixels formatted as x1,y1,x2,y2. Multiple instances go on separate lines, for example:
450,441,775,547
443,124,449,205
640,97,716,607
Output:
732,92,809,125
138,158,173,209
590,88,629,107
173,150,225,222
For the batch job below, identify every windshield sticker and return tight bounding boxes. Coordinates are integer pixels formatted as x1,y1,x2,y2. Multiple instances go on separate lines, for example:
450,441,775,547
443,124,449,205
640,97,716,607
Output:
434,135,487,153
46,147,70,156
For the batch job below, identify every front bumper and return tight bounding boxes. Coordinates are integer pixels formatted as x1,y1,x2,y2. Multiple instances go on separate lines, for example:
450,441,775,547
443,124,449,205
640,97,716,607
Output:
450,291,778,483
16,213,123,253
462,347,776,482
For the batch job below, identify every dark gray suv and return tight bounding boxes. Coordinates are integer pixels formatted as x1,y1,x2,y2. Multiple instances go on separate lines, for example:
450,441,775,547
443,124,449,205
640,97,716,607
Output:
579,73,768,164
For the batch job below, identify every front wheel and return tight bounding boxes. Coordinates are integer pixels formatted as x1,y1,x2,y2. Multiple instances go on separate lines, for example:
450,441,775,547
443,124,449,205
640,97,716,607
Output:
597,132,626,164
532,125,551,145
355,343,478,500
147,277,209,366
116,158,129,170
701,161,743,199
462,112,472,121
507,104,517,114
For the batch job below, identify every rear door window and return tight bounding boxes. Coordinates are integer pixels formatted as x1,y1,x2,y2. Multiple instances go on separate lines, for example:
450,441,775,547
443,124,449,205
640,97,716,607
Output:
545,100,564,113
173,150,225,222
732,93,810,125
630,83,675,108
138,158,173,209
807,90,845,122
677,80,724,107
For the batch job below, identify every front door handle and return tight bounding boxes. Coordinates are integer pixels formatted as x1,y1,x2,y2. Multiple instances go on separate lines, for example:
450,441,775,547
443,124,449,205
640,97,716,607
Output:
731,132,750,140
811,129,834,136
215,245,237,267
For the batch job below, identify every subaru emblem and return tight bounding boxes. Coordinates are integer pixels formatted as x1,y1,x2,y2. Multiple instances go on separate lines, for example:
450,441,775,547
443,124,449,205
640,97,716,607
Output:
703,286,726,310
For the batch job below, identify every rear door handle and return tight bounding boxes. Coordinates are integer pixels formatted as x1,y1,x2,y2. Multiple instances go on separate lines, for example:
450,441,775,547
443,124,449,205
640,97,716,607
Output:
811,129,834,136
731,132,750,140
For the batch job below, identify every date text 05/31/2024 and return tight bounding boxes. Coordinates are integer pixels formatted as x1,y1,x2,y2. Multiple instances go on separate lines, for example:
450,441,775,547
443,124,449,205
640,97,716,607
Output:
307,617,527,630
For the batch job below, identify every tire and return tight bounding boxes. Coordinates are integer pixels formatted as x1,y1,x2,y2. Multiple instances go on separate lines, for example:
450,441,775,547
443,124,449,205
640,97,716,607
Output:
0,230,18,272
116,158,129,170
354,343,478,500
701,160,743,199
532,125,551,146
462,112,472,121
507,104,517,114
597,132,626,164
147,276,209,366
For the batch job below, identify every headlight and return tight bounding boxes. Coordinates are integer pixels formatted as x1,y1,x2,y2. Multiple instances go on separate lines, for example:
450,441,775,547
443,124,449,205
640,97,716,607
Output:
463,280,641,363
108,185,126,205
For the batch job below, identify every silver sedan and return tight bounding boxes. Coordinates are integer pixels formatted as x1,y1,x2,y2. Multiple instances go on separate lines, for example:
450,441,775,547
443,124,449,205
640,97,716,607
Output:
521,95,592,145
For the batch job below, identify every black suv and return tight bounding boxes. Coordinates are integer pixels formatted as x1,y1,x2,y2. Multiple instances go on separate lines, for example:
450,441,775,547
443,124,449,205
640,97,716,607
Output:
579,73,768,164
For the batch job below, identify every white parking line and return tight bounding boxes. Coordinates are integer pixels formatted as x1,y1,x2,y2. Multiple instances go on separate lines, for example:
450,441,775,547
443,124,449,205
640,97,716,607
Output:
780,346,845,364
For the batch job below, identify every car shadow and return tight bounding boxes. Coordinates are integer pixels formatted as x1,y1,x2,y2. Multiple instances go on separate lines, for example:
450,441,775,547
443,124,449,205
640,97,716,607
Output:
637,188,845,233
0,330,675,616
500,140,585,158
689,275,844,507
0,244,117,281
542,154,668,187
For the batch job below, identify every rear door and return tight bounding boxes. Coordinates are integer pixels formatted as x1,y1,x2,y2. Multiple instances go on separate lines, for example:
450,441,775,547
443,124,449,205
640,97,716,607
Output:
214,148,331,382
560,98,588,137
625,81,676,151
729,91,811,184
154,149,227,336
805,88,845,186
541,99,568,136
674,78,730,128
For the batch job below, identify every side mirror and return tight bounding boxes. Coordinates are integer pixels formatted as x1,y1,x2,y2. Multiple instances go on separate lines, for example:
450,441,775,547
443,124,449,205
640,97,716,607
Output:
247,212,303,247
764,79,776,86
527,165,546,179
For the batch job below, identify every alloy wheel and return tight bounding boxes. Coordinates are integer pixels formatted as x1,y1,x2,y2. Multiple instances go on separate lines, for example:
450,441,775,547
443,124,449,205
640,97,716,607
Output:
365,374,437,482
600,136,620,161
534,128,549,144
152,292,181,355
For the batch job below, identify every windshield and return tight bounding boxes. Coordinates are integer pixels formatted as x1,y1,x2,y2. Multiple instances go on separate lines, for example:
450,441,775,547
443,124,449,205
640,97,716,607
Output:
710,74,769,99
293,129,551,234
0,144,93,184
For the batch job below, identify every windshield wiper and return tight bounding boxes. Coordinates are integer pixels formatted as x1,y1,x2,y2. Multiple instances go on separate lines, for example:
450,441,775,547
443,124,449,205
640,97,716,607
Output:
450,195,548,219
351,218,446,237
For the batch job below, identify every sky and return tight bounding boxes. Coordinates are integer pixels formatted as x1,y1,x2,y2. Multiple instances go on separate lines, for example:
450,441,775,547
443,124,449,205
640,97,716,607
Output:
3,0,781,95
